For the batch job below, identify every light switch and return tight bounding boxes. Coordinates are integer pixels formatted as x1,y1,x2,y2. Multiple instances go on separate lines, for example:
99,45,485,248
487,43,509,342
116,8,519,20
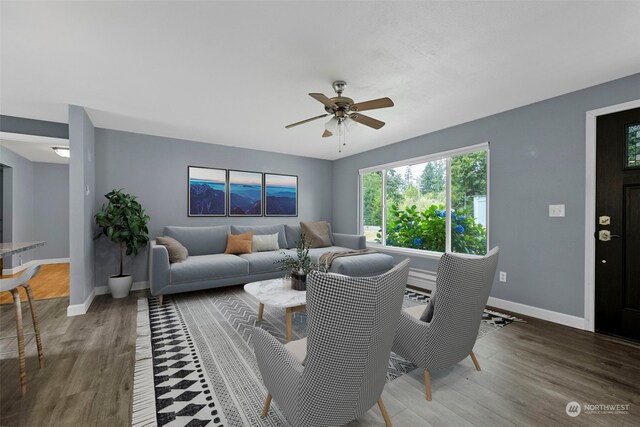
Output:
549,204,565,217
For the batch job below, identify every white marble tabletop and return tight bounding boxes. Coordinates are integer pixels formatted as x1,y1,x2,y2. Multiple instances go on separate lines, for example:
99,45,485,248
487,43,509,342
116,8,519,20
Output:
0,241,46,257
244,278,306,308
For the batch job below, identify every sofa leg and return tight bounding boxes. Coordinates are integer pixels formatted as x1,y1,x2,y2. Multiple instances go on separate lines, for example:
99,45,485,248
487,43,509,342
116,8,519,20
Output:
158,294,163,305
424,369,432,401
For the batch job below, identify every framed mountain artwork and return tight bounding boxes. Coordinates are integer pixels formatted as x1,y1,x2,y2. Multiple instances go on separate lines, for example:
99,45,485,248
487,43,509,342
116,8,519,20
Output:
188,166,227,216
228,170,263,216
264,173,298,216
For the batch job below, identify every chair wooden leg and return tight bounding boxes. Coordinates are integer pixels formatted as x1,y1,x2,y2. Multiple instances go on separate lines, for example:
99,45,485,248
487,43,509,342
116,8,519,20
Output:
424,369,432,401
158,294,163,305
261,393,272,418
258,303,264,321
470,351,481,371
23,284,44,368
11,289,27,396
377,398,392,427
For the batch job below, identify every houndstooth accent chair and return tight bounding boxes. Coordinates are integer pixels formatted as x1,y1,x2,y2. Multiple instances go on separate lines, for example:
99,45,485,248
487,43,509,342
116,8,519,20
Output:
392,247,499,401
253,259,410,427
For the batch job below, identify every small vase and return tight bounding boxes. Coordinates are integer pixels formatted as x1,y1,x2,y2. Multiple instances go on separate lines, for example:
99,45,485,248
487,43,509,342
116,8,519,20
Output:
291,271,307,291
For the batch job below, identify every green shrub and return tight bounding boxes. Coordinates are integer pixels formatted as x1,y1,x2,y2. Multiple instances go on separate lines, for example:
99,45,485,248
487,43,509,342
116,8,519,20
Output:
377,204,486,255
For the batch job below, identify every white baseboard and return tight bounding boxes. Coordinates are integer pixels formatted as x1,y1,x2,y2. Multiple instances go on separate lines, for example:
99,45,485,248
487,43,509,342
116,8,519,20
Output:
407,267,587,330
95,281,150,296
486,296,586,330
2,257,69,275
407,267,436,291
67,289,95,317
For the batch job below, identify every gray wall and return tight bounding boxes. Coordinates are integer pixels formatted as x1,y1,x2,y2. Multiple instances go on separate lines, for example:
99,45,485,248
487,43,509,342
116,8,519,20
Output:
332,72,640,318
69,105,96,305
0,115,69,139
0,146,34,268
93,129,333,286
32,163,69,260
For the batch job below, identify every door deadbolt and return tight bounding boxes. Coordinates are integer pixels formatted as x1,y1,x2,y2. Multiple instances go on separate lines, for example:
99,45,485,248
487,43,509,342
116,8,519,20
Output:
599,216,610,225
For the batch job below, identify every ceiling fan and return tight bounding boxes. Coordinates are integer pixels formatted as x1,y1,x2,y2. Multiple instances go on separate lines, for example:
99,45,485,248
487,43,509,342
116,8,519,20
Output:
285,80,394,138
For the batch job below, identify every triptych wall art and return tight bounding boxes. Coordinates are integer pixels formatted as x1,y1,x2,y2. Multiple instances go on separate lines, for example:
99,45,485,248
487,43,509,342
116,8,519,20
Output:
188,166,298,217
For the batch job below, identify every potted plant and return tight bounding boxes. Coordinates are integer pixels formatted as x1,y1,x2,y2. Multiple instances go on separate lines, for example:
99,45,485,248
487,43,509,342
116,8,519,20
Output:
94,189,150,298
275,234,324,290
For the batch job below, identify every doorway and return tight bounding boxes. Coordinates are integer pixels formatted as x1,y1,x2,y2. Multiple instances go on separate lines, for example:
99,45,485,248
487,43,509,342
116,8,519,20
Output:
594,107,640,341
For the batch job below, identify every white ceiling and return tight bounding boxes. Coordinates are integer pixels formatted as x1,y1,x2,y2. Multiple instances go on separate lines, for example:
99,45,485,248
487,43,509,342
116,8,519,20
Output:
0,132,69,164
2,1,639,161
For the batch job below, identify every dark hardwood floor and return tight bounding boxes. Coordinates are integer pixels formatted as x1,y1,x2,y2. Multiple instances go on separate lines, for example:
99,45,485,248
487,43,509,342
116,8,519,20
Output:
1,291,639,426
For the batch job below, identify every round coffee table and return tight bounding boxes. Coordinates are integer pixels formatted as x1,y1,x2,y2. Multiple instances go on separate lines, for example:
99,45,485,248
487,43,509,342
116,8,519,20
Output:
244,278,306,342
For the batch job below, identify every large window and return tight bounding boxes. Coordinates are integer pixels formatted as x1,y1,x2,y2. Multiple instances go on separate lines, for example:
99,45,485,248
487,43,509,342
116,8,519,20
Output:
360,144,488,256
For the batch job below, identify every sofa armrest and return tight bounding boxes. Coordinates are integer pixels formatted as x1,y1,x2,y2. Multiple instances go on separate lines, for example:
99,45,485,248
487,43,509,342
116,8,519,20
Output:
332,233,366,250
149,241,170,296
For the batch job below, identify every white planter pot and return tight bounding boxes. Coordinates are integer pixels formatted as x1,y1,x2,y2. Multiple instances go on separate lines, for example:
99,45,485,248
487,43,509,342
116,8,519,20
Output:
108,275,133,299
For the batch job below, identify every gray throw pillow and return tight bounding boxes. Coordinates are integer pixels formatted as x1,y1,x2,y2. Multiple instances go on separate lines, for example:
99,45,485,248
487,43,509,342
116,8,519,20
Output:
156,236,189,263
252,233,280,252
300,220,333,248
420,291,436,323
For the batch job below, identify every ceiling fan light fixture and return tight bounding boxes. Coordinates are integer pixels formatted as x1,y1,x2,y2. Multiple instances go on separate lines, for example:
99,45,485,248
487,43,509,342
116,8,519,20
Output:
52,146,70,158
324,116,339,133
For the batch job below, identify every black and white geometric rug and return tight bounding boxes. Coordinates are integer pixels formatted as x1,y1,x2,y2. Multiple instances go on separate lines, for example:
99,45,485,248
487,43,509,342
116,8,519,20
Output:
132,287,518,427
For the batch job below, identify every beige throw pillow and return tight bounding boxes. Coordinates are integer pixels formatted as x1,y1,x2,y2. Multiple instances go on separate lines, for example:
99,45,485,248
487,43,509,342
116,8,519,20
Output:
252,233,280,252
156,236,189,263
224,232,254,254
300,221,333,248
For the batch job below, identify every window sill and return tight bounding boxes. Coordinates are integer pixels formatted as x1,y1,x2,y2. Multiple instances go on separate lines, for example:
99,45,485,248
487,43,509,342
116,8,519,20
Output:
365,243,443,260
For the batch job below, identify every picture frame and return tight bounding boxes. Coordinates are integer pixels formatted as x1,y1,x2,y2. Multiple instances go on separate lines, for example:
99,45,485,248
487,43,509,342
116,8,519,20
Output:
188,166,227,216
228,170,263,216
264,173,298,217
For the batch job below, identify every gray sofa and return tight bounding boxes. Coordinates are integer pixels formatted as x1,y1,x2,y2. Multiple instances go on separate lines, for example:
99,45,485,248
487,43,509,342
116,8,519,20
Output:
149,223,395,298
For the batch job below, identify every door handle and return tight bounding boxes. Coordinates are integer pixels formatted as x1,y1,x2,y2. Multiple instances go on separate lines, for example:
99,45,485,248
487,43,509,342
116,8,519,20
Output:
598,230,622,241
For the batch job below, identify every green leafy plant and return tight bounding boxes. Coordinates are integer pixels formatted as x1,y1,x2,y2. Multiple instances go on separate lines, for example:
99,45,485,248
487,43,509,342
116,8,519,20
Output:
378,204,486,255
275,233,322,275
94,189,150,277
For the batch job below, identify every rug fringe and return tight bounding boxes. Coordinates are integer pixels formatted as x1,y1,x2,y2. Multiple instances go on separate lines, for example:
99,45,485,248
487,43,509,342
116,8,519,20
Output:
132,298,157,427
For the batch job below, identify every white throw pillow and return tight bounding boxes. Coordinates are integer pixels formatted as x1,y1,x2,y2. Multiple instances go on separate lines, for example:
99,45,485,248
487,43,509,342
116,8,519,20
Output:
252,233,280,252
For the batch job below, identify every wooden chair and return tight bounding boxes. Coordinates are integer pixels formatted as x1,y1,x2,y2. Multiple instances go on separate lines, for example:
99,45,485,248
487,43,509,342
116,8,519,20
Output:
0,265,44,395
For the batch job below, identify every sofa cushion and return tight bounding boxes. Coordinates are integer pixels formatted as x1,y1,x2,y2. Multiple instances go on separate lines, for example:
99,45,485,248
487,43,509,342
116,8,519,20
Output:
300,221,333,248
225,232,254,254
239,251,285,274
155,236,188,263
284,224,302,248
231,225,288,249
170,254,249,284
164,225,230,256
252,233,280,252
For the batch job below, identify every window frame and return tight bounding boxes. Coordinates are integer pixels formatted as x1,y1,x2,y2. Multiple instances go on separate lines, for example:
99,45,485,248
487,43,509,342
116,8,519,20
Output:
358,142,490,259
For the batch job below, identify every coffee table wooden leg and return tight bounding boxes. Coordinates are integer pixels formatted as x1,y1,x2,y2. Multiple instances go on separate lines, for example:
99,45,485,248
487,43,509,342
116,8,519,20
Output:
286,308,293,342
258,303,264,321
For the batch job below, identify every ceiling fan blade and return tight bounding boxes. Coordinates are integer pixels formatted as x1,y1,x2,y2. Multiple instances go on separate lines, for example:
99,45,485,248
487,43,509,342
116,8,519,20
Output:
285,113,329,129
322,130,332,138
349,113,385,130
350,97,394,112
309,93,338,109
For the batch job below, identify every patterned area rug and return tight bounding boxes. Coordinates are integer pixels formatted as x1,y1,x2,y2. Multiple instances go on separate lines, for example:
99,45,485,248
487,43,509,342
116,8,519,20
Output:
132,287,518,427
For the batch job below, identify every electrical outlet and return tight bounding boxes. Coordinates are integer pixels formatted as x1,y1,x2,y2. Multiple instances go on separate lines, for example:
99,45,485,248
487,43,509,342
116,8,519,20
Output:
499,271,507,282
549,204,565,217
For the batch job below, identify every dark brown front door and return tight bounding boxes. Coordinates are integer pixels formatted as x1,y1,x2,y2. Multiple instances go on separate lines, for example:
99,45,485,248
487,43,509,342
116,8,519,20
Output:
595,107,640,341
